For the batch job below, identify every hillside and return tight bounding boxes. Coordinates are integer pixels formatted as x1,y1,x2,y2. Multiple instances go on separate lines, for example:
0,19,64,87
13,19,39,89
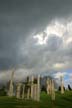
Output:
0,91,72,108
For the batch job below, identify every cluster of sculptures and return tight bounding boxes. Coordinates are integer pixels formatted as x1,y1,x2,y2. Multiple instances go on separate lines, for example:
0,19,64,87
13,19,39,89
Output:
7,70,65,101
8,70,40,101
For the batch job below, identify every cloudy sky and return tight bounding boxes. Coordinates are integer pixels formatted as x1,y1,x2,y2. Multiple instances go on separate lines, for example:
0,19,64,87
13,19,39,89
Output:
0,0,72,86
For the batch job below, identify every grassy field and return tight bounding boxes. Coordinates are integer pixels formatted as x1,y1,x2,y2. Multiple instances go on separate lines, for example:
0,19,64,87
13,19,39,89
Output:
0,91,72,108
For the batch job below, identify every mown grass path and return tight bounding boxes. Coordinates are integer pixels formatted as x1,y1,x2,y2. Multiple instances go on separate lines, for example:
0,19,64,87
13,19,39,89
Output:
0,91,72,108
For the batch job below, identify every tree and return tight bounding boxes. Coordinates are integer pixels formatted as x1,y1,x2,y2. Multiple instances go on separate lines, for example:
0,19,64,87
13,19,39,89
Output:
68,84,72,91
41,85,46,93
0,86,7,96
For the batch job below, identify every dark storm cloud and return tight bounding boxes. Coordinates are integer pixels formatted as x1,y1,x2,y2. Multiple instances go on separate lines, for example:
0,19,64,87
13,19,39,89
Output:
0,0,72,71
47,35,63,51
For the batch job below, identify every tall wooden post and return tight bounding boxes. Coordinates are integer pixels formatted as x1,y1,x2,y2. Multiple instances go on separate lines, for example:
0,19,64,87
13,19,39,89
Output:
51,80,55,101
47,78,50,94
31,76,34,99
37,75,40,101
8,70,14,97
49,79,52,95
22,85,25,99
16,83,22,99
27,88,30,99
61,76,64,94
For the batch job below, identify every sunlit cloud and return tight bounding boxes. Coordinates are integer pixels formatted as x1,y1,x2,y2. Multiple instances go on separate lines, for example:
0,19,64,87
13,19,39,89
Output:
45,20,66,37
33,19,72,48
65,37,72,44
53,72,67,79
53,63,65,69
33,32,48,45
33,20,66,46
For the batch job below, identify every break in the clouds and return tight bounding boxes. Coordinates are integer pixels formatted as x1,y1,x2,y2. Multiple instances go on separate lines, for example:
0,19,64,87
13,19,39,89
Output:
0,0,72,83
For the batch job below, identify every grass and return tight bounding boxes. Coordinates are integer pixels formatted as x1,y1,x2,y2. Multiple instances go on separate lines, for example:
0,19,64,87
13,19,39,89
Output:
0,91,72,108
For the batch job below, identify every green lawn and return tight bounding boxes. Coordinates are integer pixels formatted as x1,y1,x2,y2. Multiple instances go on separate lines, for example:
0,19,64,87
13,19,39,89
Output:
0,91,72,108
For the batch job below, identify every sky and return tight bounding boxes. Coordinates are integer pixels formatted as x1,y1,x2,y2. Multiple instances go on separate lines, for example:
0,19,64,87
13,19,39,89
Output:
0,0,72,86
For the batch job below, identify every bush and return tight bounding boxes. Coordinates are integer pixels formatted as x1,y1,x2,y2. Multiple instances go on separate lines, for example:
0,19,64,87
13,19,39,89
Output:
0,86,7,96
